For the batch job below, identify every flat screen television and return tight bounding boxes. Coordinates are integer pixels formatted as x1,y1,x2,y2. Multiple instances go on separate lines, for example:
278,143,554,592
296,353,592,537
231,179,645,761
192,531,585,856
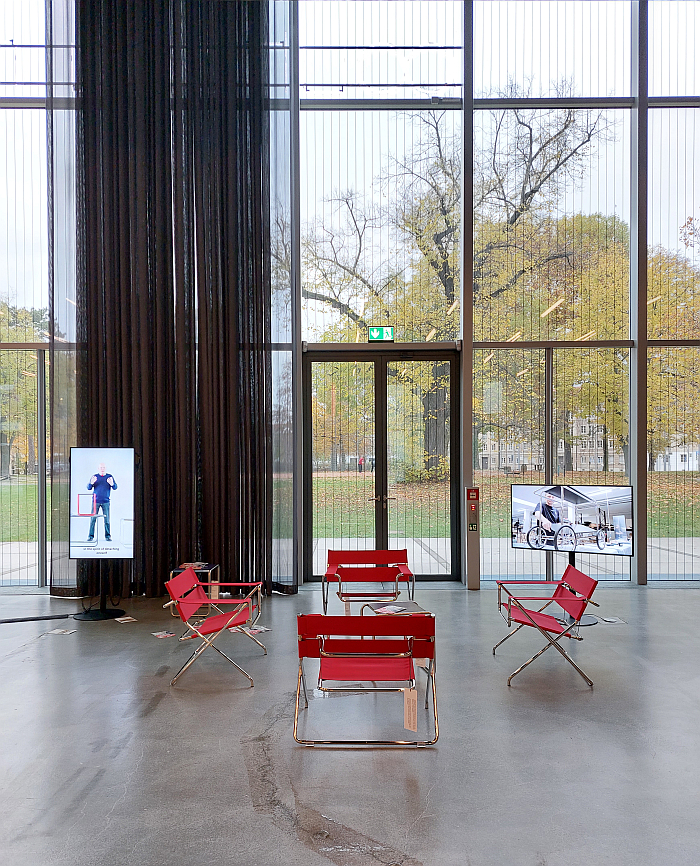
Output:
511,484,633,556
69,447,135,559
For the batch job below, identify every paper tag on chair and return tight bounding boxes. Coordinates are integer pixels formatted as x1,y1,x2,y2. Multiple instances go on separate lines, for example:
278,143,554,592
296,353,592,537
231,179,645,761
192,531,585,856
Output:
413,658,427,671
404,688,418,732
344,601,351,616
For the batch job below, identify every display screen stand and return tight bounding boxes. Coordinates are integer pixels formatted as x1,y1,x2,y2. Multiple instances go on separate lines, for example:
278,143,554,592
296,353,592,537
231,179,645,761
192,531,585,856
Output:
74,560,126,621
566,551,597,626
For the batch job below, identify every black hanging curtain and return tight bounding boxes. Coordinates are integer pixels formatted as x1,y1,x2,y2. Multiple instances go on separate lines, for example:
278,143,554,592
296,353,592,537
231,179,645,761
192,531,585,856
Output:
74,0,273,596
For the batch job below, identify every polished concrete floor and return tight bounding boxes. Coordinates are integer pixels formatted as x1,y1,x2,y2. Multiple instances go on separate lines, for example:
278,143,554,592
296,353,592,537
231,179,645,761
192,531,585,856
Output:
1,583,699,866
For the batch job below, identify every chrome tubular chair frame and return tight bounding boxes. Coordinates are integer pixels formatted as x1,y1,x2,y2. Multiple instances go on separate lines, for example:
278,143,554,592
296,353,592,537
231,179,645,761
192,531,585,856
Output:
164,569,266,687
294,613,438,747
493,565,599,687
322,549,415,614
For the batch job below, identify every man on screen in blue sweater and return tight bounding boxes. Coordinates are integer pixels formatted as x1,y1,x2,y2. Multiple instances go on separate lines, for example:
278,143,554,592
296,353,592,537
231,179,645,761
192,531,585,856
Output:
87,463,117,541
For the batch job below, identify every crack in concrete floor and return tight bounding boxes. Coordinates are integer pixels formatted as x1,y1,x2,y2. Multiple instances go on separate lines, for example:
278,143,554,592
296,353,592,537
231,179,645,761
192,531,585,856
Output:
242,695,423,866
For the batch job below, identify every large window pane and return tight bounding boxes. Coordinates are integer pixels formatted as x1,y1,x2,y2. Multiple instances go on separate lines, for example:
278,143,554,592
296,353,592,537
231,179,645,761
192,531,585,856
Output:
474,1,630,99
301,109,461,343
299,0,462,101
648,348,700,580
0,111,49,333
650,1,700,98
387,359,452,575
0,350,46,586
475,348,546,581
649,109,700,340
0,1,47,98
552,347,630,581
310,360,375,575
474,108,630,342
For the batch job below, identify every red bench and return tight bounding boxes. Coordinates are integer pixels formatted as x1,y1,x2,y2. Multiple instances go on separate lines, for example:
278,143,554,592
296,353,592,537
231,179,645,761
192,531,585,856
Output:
322,548,415,613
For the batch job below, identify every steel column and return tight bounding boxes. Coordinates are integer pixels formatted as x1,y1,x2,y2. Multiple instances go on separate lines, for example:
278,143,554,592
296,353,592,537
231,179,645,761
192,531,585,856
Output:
37,349,47,588
630,1,648,584
290,0,304,587
462,0,478,589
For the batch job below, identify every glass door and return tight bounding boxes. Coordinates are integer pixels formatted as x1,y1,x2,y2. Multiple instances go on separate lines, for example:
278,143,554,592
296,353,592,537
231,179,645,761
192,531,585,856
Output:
304,350,459,580
387,358,456,576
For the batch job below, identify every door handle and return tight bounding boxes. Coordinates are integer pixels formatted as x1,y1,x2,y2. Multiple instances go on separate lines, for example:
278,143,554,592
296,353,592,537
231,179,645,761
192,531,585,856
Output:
383,496,396,502
368,496,381,502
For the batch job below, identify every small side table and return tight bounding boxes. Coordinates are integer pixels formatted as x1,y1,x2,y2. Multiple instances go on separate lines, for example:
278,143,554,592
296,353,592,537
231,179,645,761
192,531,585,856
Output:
361,600,428,616
168,563,220,616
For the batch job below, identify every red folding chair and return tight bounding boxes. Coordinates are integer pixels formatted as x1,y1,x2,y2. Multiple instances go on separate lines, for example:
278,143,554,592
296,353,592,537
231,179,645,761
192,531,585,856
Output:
164,567,266,687
493,564,599,686
322,549,415,613
294,613,438,746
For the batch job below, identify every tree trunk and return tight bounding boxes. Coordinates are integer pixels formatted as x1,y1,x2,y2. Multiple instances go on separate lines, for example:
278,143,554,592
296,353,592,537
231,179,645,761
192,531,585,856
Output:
648,438,656,471
564,438,573,472
422,380,449,472
602,424,609,472
27,435,36,474
621,439,629,475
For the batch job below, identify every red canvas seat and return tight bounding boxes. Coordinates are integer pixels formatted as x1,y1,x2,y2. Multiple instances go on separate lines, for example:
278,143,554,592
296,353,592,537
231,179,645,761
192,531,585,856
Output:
164,567,266,686
493,564,599,687
322,549,415,613
294,613,438,747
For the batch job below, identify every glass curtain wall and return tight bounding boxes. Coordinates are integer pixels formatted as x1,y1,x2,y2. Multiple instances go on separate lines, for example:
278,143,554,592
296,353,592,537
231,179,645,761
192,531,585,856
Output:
0,5,52,586
0,0,76,588
270,0,295,590
294,1,700,583
473,1,700,582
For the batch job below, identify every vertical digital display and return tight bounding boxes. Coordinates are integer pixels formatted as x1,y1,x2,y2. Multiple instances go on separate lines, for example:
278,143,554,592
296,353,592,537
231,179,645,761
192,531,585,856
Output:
69,448,135,559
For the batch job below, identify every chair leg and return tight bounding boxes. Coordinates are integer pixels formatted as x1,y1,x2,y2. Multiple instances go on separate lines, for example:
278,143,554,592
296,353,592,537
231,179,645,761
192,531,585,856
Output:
507,641,553,685
545,636,594,686
233,627,267,654
170,641,209,686
294,663,310,745
209,643,254,686
300,661,309,708
423,659,433,709
507,634,593,687
493,622,526,654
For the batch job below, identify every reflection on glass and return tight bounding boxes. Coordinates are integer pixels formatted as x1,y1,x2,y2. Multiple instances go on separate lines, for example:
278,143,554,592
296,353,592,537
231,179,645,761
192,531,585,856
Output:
387,360,451,576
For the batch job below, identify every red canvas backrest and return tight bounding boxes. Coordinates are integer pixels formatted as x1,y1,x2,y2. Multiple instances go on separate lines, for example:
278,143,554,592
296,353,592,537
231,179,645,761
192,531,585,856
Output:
297,613,435,659
553,564,598,621
335,564,401,582
327,548,409,567
165,567,209,622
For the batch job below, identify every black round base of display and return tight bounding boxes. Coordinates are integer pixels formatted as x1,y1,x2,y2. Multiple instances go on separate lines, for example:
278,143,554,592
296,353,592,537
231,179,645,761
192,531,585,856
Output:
74,608,126,621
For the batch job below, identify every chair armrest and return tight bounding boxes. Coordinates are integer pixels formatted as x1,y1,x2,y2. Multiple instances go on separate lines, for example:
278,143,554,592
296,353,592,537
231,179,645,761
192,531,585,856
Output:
197,581,262,587
324,568,340,581
502,595,558,602
496,580,563,586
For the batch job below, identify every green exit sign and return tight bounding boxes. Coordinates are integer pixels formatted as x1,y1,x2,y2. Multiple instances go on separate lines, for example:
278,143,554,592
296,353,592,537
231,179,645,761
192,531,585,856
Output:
368,326,394,342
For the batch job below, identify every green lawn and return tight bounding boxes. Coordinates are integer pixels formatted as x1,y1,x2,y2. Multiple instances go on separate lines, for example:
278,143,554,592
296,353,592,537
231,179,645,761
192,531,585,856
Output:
2,471,696,543
0,477,51,542
306,471,700,539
